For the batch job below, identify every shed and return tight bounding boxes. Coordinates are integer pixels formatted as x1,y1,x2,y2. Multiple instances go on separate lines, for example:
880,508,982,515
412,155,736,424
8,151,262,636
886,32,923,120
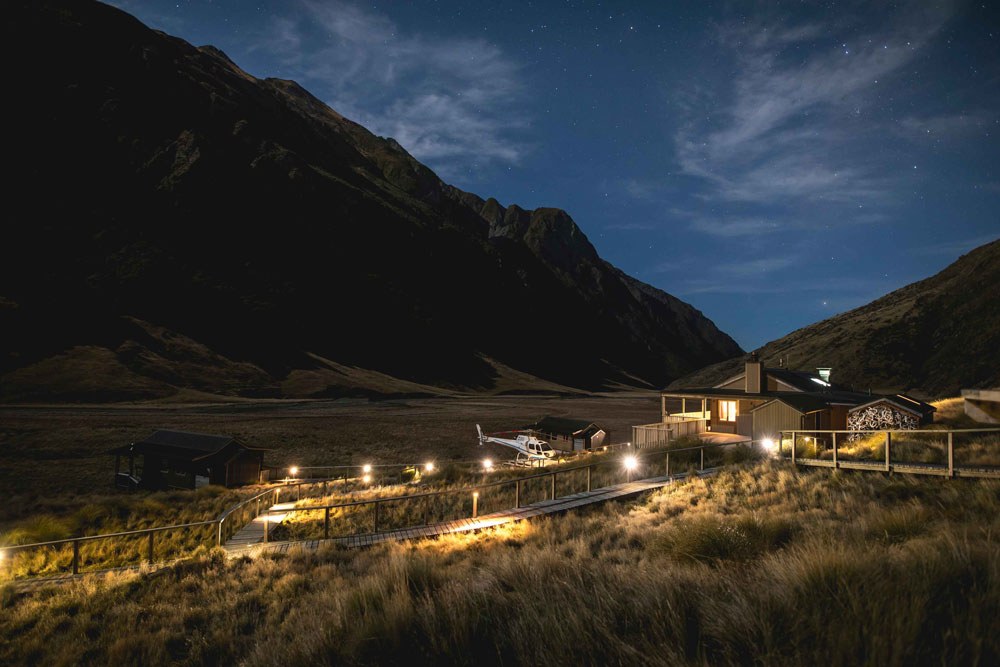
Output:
847,395,935,431
109,429,268,490
526,417,608,452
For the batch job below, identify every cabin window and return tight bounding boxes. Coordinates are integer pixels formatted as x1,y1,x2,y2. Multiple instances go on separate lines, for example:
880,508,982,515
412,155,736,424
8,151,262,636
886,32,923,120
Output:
718,400,738,422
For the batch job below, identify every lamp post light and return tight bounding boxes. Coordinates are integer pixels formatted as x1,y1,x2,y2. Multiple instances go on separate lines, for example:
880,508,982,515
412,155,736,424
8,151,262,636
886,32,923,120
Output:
623,455,638,482
289,466,299,479
482,459,493,472
424,461,435,473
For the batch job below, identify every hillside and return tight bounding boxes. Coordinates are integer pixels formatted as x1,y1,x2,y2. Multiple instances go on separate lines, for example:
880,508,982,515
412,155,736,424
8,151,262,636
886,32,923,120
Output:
3,462,998,665
671,238,1000,396
0,0,741,402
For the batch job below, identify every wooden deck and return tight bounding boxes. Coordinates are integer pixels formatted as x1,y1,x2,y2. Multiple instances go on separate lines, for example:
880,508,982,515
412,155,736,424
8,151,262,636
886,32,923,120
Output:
224,471,706,556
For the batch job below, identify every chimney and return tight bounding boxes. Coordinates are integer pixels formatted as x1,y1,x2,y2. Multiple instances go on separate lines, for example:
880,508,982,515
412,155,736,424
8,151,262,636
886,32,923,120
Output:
745,352,763,393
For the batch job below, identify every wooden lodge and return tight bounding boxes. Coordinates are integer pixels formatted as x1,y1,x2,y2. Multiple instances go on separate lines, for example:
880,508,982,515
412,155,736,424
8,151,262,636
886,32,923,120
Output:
110,429,268,490
634,353,935,448
527,416,608,452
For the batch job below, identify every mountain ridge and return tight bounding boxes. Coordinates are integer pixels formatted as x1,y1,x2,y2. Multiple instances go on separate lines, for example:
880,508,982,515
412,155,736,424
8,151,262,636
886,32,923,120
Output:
0,0,742,402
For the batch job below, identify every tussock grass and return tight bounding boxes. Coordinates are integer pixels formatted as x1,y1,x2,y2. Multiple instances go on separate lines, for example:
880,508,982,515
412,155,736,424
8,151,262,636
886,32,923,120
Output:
3,461,999,665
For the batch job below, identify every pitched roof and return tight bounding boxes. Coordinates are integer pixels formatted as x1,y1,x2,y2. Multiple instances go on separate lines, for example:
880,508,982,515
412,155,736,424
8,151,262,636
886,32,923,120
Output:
528,416,602,437
709,367,843,393
141,429,236,452
109,429,267,461
751,394,838,414
849,395,937,416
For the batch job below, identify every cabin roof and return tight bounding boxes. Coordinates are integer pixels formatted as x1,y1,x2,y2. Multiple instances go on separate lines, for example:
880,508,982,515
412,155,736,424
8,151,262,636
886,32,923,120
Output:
710,367,840,392
751,394,839,414
109,429,268,461
849,395,936,415
528,416,602,437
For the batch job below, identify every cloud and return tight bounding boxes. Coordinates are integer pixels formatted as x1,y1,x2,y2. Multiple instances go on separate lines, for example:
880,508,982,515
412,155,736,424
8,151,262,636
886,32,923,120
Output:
674,3,955,214
896,109,996,141
255,0,527,178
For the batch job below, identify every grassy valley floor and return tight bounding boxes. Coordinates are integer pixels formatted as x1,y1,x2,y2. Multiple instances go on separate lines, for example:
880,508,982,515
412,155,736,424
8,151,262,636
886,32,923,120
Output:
2,462,999,666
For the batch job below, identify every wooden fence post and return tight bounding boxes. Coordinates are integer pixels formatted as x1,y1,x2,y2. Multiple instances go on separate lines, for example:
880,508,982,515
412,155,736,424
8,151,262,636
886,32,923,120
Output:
885,432,892,473
832,432,838,469
700,447,705,471
263,512,269,543
217,519,223,546
373,502,380,534
587,465,593,492
665,452,671,477
147,533,154,564
550,473,556,500
948,432,954,478
472,492,479,519
515,480,521,508
324,507,330,539
72,540,80,575
791,432,796,464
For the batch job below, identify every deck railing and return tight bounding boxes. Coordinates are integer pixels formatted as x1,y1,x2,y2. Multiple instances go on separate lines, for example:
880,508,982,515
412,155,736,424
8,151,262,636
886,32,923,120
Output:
780,428,1000,478
632,419,707,449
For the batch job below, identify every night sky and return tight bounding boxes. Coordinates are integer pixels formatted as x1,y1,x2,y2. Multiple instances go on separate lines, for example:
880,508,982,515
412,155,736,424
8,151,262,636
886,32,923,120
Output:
112,0,999,350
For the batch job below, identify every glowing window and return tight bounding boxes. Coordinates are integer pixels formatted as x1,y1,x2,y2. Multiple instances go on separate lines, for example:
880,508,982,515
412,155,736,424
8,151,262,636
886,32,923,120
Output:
718,400,738,422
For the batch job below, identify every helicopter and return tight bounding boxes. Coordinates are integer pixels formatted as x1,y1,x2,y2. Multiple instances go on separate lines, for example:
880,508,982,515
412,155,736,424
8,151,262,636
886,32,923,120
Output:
476,424,556,466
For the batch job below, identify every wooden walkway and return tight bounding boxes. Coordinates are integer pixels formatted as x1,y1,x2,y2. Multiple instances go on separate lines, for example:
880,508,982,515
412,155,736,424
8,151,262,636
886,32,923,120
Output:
224,471,707,557
224,501,297,549
7,472,709,592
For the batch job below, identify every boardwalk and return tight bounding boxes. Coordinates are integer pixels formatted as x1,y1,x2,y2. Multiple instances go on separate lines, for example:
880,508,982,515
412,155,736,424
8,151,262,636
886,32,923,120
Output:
225,471,707,556
224,501,297,549
9,471,709,592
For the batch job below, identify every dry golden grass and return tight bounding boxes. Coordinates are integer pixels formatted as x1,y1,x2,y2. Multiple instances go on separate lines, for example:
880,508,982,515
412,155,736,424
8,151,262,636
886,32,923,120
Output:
2,462,999,666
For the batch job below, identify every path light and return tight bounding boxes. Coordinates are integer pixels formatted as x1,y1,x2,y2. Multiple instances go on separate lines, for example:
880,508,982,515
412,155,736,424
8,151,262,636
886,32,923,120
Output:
362,464,372,474
761,438,777,456
289,466,298,477
482,458,494,472
424,462,435,473
362,473,372,484
624,455,638,482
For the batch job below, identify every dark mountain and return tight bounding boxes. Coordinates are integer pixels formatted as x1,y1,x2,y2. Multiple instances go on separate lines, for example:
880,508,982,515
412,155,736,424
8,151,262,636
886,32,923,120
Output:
670,238,1000,398
0,0,741,401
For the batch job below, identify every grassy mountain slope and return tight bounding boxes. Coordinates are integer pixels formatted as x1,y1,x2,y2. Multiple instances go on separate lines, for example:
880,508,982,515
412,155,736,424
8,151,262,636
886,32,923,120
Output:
671,238,1000,396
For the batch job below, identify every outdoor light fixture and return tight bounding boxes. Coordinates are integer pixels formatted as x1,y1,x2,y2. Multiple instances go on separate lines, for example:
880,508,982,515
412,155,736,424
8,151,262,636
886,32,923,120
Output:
289,466,299,477
362,464,372,474
362,474,372,484
425,462,435,473
761,438,776,454
482,458,494,471
624,455,638,482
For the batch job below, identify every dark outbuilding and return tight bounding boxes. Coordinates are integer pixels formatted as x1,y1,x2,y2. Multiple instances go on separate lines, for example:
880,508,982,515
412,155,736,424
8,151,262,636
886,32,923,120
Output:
526,416,608,452
110,429,268,490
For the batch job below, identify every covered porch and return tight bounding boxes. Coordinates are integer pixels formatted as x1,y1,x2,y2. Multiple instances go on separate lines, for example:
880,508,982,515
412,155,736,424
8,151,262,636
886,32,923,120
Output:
662,391,765,439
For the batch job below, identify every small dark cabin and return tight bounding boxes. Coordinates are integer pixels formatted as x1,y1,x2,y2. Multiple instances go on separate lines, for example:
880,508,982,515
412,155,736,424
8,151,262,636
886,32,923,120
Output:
110,430,267,490
527,417,608,452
